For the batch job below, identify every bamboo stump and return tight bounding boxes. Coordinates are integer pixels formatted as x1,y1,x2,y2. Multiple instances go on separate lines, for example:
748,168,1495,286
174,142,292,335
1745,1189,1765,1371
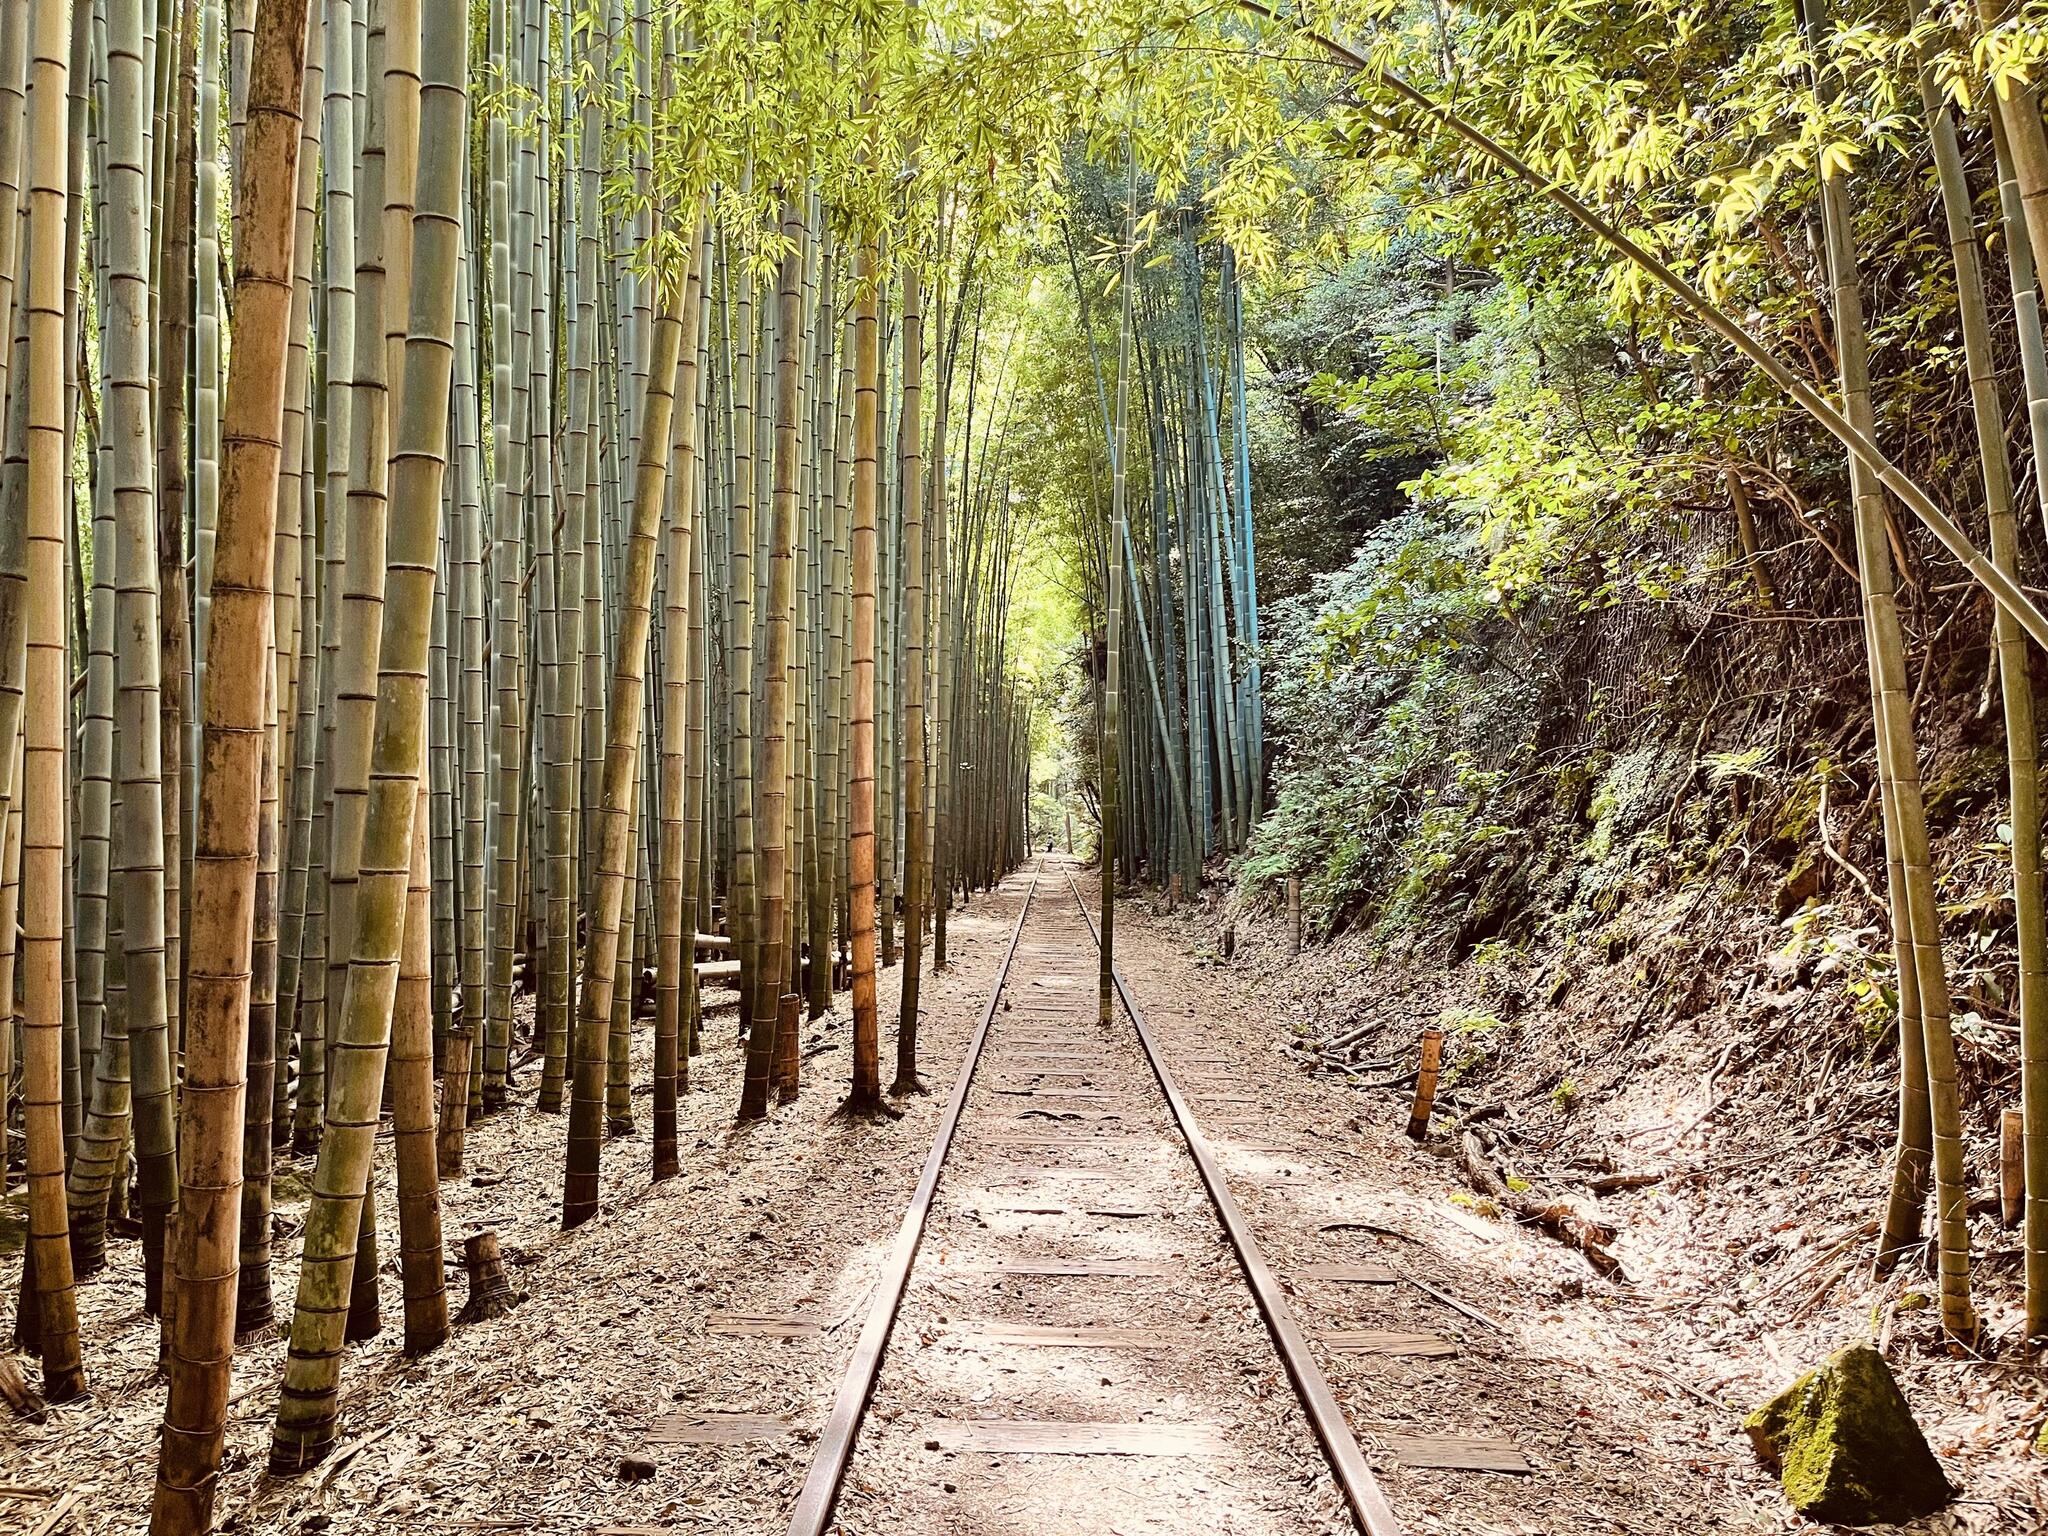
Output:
1286,877,1302,957
456,1231,518,1324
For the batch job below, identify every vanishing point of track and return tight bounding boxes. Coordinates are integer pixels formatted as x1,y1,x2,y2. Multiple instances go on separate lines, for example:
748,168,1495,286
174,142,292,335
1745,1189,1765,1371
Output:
784,854,1407,1536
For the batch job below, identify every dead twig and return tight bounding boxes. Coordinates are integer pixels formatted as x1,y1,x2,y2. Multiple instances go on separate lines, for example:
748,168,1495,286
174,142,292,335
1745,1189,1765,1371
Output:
1398,1271,1506,1333
1460,1129,1627,1279
1583,1170,1666,1194
1815,767,1882,911
0,1353,49,1424
311,1419,401,1498
26,1490,80,1536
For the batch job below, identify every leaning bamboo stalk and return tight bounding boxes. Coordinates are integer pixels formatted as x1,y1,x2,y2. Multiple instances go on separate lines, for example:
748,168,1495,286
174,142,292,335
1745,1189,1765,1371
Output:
655,225,707,1177
150,0,315,1520
1792,0,1973,1340
1979,98,2048,1353
267,0,465,1467
1913,9,2043,1343
324,0,394,1155
563,291,686,1227
239,0,323,1342
682,328,710,1066
1254,9,2048,649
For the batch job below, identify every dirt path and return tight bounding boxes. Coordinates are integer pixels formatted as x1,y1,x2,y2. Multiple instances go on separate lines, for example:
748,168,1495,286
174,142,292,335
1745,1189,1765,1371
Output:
835,861,1352,1535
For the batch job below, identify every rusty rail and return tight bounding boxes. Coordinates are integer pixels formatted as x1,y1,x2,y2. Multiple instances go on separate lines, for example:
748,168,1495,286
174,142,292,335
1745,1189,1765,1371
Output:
785,855,1406,1536
783,858,1042,1536
1060,863,1406,1536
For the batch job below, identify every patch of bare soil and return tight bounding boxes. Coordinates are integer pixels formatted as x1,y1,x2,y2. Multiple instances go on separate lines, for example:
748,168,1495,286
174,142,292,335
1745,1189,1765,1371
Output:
1115,880,2047,1536
1,878,1028,1535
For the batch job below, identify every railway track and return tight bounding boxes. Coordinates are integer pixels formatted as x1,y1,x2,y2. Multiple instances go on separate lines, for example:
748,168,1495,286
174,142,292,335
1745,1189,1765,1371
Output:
785,855,1407,1536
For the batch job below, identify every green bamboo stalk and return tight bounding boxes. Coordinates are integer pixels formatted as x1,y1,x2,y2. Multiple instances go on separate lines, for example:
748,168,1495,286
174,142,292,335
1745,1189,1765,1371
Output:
268,0,465,1465
1913,6,2043,1345
844,234,884,1112
563,292,686,1226
740,201,803,1118
1101,133,1135,1025
68,0,136,1276
1794,0,1972,1340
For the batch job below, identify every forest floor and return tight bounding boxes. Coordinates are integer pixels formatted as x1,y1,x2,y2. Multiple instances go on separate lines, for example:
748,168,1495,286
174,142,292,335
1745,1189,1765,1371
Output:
6,864,2044,1535
1162,877,2048,1536
1,882,1030,1536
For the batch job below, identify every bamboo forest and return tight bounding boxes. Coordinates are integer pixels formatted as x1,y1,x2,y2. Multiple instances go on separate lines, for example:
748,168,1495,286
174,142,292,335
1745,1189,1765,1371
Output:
5,0,2048,1531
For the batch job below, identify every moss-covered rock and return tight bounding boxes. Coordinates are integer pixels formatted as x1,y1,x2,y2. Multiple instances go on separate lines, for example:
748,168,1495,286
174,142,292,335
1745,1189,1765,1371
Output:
1744,1344,1953,1526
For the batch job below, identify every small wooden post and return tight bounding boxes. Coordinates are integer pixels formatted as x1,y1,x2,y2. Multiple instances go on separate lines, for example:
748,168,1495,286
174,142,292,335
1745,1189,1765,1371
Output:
1407,1027,1445,1141
436,1026,474,1177
1286,877,1302,957
774,991,802,1103
2001,1108,2025,1228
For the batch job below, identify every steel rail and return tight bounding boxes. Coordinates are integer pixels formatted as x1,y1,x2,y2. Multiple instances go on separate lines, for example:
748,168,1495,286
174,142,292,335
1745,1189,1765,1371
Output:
1060,864,1407,1536
785,854,1406,1536
784,857,1044,1536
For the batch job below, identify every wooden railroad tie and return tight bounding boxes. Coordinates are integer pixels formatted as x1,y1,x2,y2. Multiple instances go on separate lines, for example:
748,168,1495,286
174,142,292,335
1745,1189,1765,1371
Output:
705,1312,824,1339
951,1323,1193,1349
984,1165,1116,1183
1294,1261,1399,1284
973,1129,1138,1147
645,1412,791,1446
1380,1434,1531,1474
975,1259,1174,1278
1321,1329,1458,1358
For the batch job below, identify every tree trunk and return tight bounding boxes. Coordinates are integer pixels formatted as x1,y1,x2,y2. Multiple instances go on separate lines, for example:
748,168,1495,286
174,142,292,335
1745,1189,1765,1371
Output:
893,264,927,1094
563,293,685,1225
19,0,86,1405
151,0,315,1519
267,0,464,1467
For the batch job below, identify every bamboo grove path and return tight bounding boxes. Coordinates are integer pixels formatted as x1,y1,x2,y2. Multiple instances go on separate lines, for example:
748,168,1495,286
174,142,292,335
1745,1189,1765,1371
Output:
739,854,1544,1536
